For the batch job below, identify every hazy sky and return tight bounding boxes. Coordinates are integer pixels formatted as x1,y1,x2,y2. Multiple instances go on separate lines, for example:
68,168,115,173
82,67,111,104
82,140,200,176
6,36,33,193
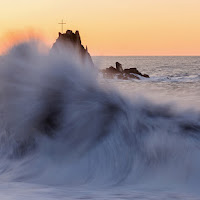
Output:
0,0,200,55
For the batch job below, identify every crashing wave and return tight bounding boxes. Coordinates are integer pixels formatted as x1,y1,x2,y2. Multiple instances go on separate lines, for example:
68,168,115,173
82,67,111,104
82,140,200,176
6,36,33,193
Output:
0,42,200,187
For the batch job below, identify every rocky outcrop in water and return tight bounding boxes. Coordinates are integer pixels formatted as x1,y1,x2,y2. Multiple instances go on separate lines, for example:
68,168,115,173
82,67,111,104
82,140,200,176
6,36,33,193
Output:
51,31,149,79
101,62,150,80
51,30,94,68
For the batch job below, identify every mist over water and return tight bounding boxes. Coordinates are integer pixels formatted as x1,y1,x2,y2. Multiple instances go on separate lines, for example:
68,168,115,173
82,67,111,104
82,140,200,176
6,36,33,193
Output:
0,42,200,199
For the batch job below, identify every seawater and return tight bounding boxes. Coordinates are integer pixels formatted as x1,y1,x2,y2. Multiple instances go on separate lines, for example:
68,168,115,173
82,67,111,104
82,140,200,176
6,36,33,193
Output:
0,43,200,199
94,56,200,106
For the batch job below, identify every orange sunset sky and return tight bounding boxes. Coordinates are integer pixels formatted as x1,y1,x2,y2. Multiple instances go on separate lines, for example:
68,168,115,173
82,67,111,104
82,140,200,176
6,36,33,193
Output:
0,0,200,56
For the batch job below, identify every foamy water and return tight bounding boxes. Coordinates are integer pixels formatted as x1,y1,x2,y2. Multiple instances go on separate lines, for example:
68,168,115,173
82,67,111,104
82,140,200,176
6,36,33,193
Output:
0,43,200,199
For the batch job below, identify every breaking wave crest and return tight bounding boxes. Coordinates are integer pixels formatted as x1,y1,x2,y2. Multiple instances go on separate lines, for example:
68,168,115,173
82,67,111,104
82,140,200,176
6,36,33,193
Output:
0,42,200,187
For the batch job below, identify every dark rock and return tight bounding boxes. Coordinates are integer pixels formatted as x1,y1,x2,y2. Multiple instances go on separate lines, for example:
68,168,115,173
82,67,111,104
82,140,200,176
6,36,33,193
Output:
101,66,117,78
116,62,123,72
101,62,150,80
107,66,118,73
51,30,94,68
124,68,142,76
75,31,81,44
143,74,150,78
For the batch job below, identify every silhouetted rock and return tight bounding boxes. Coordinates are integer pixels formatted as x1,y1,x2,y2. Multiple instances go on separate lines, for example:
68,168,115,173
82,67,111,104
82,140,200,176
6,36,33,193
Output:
124,68,142,76
107,66,118,73
101,62,149,80
143,74,150,78
116,62,123,72
51,30,94,68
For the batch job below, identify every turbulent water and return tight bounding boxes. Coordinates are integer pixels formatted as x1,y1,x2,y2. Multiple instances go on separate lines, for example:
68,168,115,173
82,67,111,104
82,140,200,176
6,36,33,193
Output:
0,42,200,199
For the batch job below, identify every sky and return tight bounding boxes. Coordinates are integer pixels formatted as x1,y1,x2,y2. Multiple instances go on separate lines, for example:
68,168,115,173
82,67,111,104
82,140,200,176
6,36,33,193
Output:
0,0,200,56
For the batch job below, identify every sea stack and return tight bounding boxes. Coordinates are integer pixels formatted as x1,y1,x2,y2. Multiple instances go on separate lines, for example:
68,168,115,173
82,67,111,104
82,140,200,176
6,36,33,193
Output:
51,30,94,68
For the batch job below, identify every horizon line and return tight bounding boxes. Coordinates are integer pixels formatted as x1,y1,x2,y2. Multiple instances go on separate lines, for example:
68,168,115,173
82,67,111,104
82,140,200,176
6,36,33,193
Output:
91,55,200,57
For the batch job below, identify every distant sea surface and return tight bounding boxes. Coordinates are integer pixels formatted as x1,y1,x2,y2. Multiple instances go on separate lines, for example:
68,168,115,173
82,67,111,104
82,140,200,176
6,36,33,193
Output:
93,56,200,107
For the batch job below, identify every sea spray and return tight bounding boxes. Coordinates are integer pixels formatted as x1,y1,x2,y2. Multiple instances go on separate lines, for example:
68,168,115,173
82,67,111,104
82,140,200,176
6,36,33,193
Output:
0,42,200,189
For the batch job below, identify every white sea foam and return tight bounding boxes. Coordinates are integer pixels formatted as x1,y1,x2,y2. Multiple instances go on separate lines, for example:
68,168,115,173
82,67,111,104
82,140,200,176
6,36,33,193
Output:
0,42,200,199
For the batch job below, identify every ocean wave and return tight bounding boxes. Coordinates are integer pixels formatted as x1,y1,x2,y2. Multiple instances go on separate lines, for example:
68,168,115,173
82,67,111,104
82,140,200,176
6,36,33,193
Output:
0,42,200,188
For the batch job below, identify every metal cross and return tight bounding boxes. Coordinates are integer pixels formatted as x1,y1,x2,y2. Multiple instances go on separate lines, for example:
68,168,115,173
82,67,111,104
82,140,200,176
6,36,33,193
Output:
58,20,66,33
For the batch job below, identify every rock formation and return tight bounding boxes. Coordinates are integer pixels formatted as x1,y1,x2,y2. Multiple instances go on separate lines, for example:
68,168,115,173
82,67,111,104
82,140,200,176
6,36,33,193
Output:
51,30,94,68
50,31,149,80
101,62,150,80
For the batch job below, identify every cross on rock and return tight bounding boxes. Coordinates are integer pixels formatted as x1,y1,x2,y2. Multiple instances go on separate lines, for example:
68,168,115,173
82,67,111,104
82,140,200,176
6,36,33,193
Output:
58,20,66,33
